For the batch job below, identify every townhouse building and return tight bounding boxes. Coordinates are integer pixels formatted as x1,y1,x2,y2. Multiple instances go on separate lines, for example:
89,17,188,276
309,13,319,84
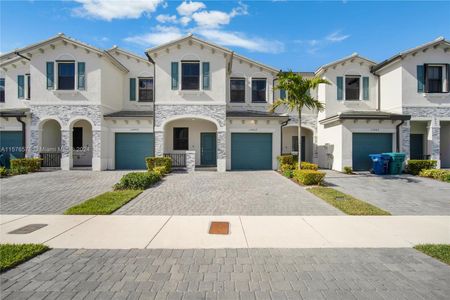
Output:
0,34,449,172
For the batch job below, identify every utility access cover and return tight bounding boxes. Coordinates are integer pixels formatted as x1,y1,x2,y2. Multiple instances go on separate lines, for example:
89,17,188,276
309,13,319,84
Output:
209,222,229,235
8,224,48,234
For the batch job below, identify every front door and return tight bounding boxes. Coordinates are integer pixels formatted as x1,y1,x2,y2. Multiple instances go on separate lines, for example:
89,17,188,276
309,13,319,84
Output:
201,133,216,166
410,134,424,159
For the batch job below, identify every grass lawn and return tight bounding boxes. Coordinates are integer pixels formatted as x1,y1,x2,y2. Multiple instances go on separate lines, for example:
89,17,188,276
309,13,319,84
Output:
414,244,450,265
64,190,142,215
308,187,391,215
0,244,49,272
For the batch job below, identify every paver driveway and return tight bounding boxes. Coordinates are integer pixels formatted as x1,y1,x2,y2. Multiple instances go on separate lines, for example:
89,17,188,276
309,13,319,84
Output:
1,248,449,299
324,171,450,215
0,171,127,214
116,171,342,215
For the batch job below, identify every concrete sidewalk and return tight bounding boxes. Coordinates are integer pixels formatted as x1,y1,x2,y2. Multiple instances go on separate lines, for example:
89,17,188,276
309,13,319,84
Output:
1,215,449,249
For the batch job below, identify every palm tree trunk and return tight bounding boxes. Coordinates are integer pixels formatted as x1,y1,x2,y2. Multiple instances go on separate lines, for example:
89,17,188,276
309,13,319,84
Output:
297,108,302,169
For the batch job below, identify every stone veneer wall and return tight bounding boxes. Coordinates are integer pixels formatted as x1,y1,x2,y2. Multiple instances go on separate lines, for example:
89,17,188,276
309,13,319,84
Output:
30,105,103,170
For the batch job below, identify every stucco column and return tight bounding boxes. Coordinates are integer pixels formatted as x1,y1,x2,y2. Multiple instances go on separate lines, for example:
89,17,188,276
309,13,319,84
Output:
217,131,226,172
428,119,440,168
60,129,72,170
400,121,410,159
154,131,164,157
313,132,319,164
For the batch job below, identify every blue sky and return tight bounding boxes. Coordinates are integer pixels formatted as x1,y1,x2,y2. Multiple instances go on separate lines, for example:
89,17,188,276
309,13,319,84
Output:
1,1,449,71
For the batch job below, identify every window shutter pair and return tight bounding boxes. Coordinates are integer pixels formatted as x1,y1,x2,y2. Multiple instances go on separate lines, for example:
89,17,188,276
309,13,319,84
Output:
46,61,85,90
17,75,24,98
336,76,343,100
202,62,210,90
77,62,86,90
129,78,136,101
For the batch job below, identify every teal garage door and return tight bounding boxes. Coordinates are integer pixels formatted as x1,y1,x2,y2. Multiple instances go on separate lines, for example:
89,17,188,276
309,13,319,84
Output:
231,133,272,170
352,133,392,171
115,133,154,170
0,131,24,168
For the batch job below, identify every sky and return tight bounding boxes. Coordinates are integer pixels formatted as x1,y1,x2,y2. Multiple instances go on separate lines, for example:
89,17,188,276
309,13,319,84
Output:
1,0,449,71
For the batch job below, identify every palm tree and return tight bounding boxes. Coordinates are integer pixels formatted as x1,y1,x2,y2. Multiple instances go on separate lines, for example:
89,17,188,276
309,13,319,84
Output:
270,71,330,169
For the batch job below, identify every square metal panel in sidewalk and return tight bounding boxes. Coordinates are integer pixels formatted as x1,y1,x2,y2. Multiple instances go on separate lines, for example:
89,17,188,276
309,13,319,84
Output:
209,222,229,235
8,224,48,234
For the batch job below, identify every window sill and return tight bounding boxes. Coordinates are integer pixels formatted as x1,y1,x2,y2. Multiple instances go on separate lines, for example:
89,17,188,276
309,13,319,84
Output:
53,90,79,96
251,101,268,104
422,92,449,98
178,90,204,96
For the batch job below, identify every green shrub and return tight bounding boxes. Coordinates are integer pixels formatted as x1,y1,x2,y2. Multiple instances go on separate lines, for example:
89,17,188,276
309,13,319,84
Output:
153,166,167,177
300,162,318,170
280,163,294,173
406,160,437,175
114,171,161,190
146,157,172,173
10,166,29,175
0,167,7,177
419,169,450,182
10,158,43,173
293,169,326,185
277,155,294,166
343,166,353,174
283,169,293,178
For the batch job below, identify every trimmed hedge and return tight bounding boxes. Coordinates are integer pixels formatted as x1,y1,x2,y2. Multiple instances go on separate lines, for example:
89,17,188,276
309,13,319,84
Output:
300,162,318,170
146,157,172,173
419,169,450,182
293,169,325,185
277,155,294,166
406,160,437,175
114,171,161,190
343,166,353,174
153,166,167,177
1,167,8,177
10,158,43,173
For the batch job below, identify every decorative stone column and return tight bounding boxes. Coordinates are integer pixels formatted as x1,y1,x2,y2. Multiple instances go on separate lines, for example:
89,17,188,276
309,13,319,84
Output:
428,118,440,168
217,131,226,172
186,151,196,172
30,129,40,158
60,129,72,170
154,131,164,157
92,130,102,171
400,121,410,159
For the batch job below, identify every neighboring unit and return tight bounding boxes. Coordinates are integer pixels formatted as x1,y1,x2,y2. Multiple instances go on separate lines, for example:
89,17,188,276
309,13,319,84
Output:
1,34,449,172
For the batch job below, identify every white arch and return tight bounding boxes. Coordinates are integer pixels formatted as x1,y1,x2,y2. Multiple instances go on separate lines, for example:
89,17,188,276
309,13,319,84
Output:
160,114,221,131
180,53,201,61
284,123,315,133
67,116,95,129
55,53,77,61
38,116,63,129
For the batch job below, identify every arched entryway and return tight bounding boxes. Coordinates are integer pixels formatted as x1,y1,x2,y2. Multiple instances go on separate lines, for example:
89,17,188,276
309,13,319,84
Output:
163,117,218,169
40,119,62,167
282,125,314,162
70,119,93,168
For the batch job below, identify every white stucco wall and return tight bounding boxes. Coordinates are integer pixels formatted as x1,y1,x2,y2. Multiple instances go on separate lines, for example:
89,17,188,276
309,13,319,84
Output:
378,63,403,113
319,59,378,118
226,118,282,170
1,63,30,110
281,125,313,162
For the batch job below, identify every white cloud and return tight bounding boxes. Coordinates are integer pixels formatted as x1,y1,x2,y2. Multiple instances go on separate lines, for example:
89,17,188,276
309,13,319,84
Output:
156,14,177,24
192,10,231,28
124,25,184,46
326,31,350,42
73,0,164,21
176,1,206,16
197,29,284,54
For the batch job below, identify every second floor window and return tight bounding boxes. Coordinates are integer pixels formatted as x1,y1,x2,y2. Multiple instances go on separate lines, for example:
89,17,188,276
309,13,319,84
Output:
252,78,267,102
181,61,200,90
230,78,245,103
58,62,75,90
139,78,153,102
345,75,360,100
426,65,443,93
0,78,5,103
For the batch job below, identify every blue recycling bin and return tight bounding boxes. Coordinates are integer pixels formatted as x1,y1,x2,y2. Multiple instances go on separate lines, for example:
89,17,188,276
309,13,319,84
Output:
369,154,390,175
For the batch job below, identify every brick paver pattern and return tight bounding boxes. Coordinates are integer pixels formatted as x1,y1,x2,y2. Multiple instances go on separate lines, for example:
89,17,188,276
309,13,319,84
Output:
1,248,449,299
0,171,128,214
324,171,450,215
115,171,342,215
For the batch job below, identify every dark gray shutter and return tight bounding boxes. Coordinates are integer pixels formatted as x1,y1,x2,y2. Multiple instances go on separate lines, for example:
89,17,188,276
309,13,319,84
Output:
77,62,85,90
46,62,54,89
171,62,178,90
17,75,24,98
362,77,369,100
202,62,210,90
417,65,425,92
129,78,136,101
336,76,343,100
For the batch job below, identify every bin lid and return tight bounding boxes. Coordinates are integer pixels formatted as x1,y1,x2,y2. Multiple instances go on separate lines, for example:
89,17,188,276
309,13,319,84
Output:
382,152,406,157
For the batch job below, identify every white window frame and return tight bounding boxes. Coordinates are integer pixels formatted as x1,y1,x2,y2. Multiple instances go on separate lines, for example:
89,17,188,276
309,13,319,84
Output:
344,75,362,101
138,77,154,102
56,61,77,91
425,64,448,93
251,77,268,103
181,61,200,91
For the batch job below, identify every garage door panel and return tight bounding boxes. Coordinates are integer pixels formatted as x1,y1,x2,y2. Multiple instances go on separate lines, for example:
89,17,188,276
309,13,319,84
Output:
0,131,24,168
231,133,272,170
115,133,154,170
352,133,392,171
